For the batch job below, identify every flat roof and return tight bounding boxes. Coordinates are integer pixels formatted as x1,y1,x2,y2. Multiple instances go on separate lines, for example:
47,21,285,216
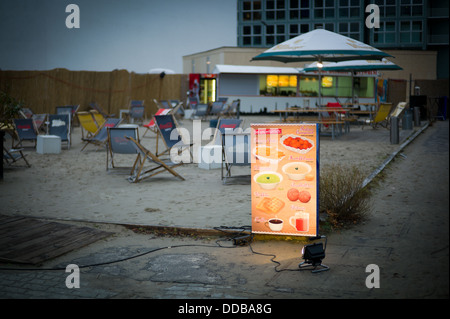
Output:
213,64,301,75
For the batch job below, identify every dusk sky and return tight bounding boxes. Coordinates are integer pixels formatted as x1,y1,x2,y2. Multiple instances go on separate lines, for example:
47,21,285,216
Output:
0,0,237,73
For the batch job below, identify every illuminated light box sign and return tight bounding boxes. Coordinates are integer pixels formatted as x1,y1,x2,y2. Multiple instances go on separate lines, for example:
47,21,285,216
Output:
251,123,319,237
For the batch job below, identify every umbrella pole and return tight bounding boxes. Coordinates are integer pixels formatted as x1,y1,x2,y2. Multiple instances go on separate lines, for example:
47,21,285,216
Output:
318,60,322,107
352,72,355,105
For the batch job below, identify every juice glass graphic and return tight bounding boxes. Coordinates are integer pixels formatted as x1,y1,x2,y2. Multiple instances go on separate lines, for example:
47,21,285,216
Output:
289,212,309,232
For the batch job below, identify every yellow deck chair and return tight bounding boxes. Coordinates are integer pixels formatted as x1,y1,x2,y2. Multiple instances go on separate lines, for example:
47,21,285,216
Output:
77,111,100,139
366,103,393,128
90,110,106,129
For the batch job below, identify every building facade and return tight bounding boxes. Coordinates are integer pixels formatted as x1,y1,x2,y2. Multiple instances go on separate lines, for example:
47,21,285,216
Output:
237,0,448,78
182,1,448,111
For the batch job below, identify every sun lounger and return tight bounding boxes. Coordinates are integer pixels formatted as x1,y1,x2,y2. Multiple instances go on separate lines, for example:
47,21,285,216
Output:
209,101,226,119
89,110,105,128
81,118,122,151
31,114,47,134
48,114,71,149
223,100,240,118
19,108,34,119
221,129,251,185
210,118,243,146
365,103,393,129
77,111,100,139
3,146,31,168
13,118,38,148
90,102,115,118
193,103,208,120
127,100,145,125
106,126,139,172
56,105,79,127
141,108,172,138
154,114,193,161
125,136,185,183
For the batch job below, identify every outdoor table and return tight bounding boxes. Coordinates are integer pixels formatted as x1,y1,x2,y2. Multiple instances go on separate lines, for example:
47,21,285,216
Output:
271,107,349,123
271,108,347,139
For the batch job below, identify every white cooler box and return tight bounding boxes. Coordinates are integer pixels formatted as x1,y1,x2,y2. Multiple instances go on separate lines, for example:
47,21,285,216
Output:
37,135,61,154
197,145,222,170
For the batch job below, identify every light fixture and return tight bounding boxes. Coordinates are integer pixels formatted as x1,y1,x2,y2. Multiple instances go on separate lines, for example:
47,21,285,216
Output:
299,236,329,273
316,62,323,68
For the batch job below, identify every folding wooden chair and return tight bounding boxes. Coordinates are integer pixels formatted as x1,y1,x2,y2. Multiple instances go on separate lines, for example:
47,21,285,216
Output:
141,108,172,138
366,103,393,129
106,126,139,172
221,129,251,185
126,136,185,183
48,114,71,150
77,111,99,139
127,100,145,125
3,146,31,168
81,118,121,151
31,114,47,134
154,114,193,161
90,110,106,128
13,118,38,148
89,102,115,118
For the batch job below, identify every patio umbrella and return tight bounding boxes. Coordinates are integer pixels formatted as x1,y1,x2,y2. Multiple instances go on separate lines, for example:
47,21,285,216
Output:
252,29,392,105
302,59,402,72
252,29,391,63
303,58,402,104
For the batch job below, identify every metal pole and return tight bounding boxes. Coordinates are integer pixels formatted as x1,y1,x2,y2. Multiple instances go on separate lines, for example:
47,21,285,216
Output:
390,116,399,144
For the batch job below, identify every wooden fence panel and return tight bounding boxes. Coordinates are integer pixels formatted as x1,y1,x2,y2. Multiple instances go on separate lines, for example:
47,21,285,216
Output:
0,69,187,118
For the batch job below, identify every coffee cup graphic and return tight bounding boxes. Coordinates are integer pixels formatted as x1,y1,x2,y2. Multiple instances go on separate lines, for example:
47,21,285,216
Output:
265,218,284,231
289,212,309,232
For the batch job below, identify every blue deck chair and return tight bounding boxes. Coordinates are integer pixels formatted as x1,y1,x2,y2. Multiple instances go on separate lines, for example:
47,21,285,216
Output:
193,103,208,119
209,101,226,119
13,118,38,148
48,114,71,149
106,126,139,172
221,129,251,185
128,100,145,125
210,118,243,146
154,114,193,161
56,105,79,128
81,118,122,151
3,146,31,168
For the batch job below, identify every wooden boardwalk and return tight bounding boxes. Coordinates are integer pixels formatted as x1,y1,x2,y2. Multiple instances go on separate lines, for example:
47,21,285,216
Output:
0,215,112,265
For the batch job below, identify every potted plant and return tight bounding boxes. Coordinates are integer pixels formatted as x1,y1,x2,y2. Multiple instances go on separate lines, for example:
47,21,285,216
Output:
1,90,24,130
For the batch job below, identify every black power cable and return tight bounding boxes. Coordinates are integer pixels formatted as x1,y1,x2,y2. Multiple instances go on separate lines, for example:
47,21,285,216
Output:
0,225,310,273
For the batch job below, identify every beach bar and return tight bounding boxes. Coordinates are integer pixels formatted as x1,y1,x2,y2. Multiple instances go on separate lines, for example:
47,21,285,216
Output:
212,64,379,113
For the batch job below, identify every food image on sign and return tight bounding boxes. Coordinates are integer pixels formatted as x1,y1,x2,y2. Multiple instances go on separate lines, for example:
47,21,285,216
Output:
280,134,314,154
251,124,318,237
